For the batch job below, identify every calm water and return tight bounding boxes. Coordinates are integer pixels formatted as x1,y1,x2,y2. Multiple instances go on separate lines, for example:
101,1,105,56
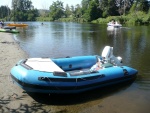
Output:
13,22,150,112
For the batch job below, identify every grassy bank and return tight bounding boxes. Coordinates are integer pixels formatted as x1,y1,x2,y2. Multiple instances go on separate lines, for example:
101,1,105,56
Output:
36,17,53,21
92,12,150,25
36,12,150,26
35,17,88,23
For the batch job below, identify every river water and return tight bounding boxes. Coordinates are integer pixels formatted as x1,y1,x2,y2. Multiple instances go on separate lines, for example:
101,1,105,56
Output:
13,22,150,113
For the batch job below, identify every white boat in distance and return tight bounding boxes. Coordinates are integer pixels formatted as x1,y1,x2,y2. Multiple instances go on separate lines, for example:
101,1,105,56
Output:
107,21,122,30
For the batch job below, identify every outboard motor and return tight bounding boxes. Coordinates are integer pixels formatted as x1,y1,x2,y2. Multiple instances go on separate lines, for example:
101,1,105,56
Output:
101,46,123,66
101,46,113,61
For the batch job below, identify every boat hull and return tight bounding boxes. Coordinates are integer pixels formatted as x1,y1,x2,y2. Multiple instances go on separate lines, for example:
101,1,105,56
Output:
10,56,138,94
7,23,28,27
11,72,137,93
107,23,122,29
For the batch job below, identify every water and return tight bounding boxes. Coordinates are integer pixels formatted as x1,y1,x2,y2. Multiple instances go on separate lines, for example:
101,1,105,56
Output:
13,22,150,112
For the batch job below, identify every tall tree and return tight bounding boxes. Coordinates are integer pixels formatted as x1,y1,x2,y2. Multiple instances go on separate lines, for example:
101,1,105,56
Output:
65,4,72,17
137,0,149,12
115,0,135,15
90,0,102,20
49,0,64,20
11,0,38,21
99,0,118,17
99,0,108,17
82,0,102,21
81,0,91,16
0,6,10,19
83,0,102,21
74,4,82,18
82,0,91,11
70,5,75,17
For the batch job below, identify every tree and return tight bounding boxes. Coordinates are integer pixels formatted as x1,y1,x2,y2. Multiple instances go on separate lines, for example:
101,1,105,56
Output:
11,0,38,21
99,0,135,16
81,0,91,17
89,0,102,21
74,4,82,18
49,0,64,20
99,0,118,17
129,2,137,13
137,0,149,12
70,5,75,17
115,0,135,15
0,6,10,19
82,0,91,11
82,0,102,21
27,9,39,21
65,4,72,17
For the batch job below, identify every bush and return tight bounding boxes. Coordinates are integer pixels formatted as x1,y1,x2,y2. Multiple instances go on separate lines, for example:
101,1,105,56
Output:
92,11,150,25
36,17,53,21
92,16,124,24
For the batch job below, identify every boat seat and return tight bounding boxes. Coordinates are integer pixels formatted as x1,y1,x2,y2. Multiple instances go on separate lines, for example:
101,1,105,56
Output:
25,58,64,72
69,69,98,76
53,56,98,71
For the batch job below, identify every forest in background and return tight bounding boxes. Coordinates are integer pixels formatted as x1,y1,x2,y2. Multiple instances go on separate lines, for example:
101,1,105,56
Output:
0,0,150,25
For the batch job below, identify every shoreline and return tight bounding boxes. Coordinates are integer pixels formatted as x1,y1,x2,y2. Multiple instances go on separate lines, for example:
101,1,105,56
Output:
0,32,67,113
0,32,33,112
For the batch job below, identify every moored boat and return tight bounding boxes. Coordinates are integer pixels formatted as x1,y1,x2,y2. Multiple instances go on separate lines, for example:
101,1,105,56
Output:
7,23,28,27
0,28,19,33
3,26,16,29
10,46,138,94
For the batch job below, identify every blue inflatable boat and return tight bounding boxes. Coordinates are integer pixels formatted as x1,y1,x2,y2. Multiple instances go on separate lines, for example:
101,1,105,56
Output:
10,46,138,94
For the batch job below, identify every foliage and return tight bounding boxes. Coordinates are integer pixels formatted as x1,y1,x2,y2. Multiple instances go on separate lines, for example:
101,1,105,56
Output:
1,0,150,25
36,17,53,21
10,0,39,21
49,0,64,20
0,6,10,20
58,17,74,22
136,0,149,13
64,4,72,18
74,4,82,18
82,0,101,21
92,10,150,25
58,17,87,23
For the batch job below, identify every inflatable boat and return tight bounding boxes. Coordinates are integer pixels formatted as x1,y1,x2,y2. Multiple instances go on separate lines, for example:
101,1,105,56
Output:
10,46,138,94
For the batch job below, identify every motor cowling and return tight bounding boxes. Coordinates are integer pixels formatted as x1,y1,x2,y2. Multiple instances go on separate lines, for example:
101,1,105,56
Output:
101,46,113,60
101,46,123,66
102,46,113,59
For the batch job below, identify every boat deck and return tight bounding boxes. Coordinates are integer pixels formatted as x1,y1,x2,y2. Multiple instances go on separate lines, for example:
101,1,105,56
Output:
25,58,64,72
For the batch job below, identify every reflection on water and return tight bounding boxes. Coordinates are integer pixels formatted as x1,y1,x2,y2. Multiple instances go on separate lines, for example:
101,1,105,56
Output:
14,22,107,58
137,80,150,90
107,26,150,91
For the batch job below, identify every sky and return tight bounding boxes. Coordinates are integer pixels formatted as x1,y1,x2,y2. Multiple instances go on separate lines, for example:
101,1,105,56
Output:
0,0,82,9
